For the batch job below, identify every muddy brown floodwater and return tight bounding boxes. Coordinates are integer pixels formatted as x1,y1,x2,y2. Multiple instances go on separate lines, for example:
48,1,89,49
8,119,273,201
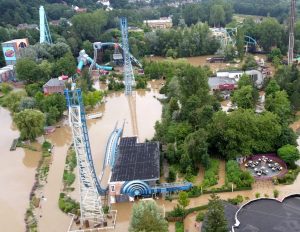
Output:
147,54,272,74
0,107,40,231
0,81,162,232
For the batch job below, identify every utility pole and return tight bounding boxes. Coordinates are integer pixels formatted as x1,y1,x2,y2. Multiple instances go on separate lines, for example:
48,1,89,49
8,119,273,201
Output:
288,0,296,65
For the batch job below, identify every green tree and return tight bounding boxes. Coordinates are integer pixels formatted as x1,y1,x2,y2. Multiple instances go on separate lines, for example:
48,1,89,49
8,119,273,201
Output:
14,109,45,141
265,90,291,123
268,48,283,62
210,5,225,27
184,129,210,168
224,44,236,61
276,126,297,148
257,17,283,51
19,97,36,111
265,79,280,96
53,52,76,77
167,167,176,182
242,55,258,70
39,60,53,81
178,191,190,208
232,85,255,109
238,74,252,88
25,83,41,97
40,93,66,120
83,91,103,108
72,10,108,41
2,90,27,112
129,201,168,232
0,83,12,94
46,106,60,125
15,58,42,83
277,144,300,167
203,194,228,232
236,28,245,59
82,40,93,55
208,110,281,159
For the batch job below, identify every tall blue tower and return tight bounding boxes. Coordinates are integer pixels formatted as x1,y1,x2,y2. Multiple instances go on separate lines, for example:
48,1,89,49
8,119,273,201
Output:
39,6,52,44
120,17,134,95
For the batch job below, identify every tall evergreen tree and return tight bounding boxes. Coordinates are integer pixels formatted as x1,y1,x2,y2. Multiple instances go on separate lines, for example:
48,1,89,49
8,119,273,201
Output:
203,194,228,232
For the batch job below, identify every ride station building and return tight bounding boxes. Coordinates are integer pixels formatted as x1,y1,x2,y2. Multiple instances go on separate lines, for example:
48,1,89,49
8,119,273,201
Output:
108,137,160,203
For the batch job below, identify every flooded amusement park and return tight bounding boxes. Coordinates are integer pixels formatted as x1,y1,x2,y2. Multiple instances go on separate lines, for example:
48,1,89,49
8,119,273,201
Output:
0,81,164,232
0,66,299,232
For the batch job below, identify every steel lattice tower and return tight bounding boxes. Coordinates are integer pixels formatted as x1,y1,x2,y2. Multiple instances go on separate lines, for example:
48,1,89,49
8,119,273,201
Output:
39,6,52,44
120,17,134,95
65,89,104,227
288,0,296,65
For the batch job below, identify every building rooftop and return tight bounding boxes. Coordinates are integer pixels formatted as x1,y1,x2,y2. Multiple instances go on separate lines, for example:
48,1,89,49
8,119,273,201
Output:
143,17,172,24
110,137,160,182
1,38,28,44
233,195,300,232
43,78,65,87
208,76,236,87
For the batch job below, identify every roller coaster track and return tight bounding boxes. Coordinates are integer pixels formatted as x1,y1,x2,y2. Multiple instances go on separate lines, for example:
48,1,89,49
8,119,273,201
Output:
92,42,143,68
65,89,104,226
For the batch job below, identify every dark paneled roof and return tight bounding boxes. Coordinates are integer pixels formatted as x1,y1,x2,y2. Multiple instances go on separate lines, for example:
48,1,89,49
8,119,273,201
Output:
110,137,160,182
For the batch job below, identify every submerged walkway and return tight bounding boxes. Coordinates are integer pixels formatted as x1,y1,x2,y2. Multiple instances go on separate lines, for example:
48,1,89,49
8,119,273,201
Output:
38,126,71,232
215,160,226,188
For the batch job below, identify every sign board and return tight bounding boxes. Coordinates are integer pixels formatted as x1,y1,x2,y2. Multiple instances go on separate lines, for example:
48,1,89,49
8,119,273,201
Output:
2,46,16,61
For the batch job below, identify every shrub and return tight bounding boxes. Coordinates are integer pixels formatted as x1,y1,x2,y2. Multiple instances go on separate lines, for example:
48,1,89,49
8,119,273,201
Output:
255,192,261,198
63,171,75,186
102,205,109,214
278,167,300,184
202,159,219,187
67,150,77,171
227,195,243,205
277,144,300,167
0,83,12,94
196,211,205,222
175,221,184,232
273,189,279,198
42,141,52,152
188,186,202,197
226,160,254,188
168,205,185,218
168,167,176,182
58,193,79,215
264,194,269,198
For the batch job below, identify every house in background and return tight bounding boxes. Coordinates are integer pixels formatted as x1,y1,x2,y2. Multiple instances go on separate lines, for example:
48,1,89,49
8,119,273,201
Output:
143,17,172,30
43,78,65,95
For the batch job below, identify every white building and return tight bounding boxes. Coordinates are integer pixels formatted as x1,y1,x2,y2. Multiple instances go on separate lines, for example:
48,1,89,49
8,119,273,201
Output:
144,17,172,29
216,69,264,88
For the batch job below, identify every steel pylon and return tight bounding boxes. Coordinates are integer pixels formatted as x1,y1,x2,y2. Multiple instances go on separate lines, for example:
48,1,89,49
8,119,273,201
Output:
120,17,134,95
39,6,52,44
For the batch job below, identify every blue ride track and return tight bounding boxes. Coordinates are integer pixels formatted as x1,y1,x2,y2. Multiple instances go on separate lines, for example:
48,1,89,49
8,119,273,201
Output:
65,89,193,198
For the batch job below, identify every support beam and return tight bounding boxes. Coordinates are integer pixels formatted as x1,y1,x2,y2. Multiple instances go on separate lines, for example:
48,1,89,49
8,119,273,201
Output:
39,6,52,44
288,0,296,65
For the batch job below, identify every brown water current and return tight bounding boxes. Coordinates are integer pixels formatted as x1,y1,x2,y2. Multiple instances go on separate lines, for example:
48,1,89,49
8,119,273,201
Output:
0,107,40,231
1,72,299,232
38,81,163,232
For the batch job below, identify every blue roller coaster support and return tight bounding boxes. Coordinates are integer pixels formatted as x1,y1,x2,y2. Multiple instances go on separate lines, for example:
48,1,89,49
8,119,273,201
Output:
244,35,257,46
120,17,135,95
39,6,52,44
65,88,107,195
